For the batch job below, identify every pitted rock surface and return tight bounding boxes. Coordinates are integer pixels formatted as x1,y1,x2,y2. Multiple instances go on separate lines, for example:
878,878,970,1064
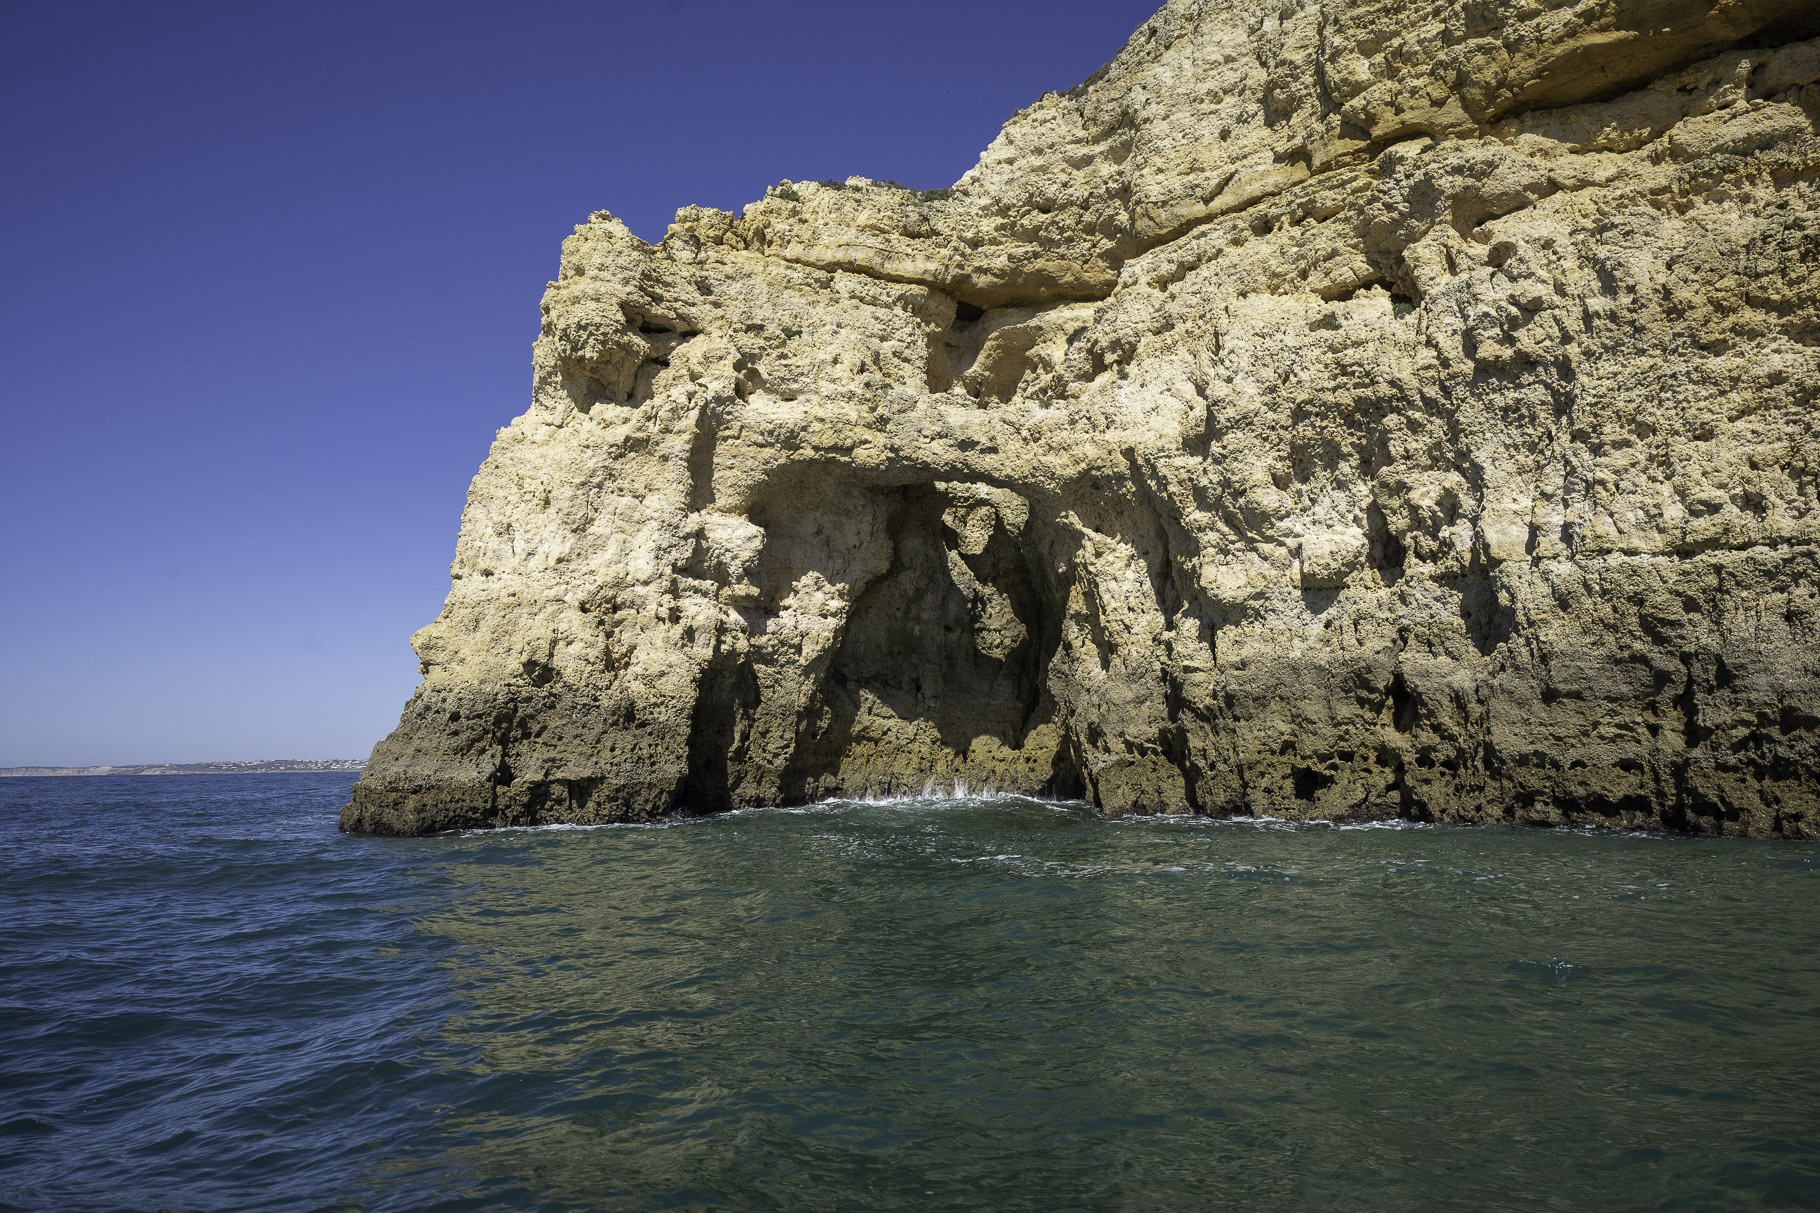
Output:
345,0,1820,837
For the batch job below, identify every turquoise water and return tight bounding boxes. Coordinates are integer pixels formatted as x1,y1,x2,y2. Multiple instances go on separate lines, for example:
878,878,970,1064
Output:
2,774,1817,1211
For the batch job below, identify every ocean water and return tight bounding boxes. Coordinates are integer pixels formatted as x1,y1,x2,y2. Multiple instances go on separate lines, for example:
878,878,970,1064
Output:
2,775,1817,1212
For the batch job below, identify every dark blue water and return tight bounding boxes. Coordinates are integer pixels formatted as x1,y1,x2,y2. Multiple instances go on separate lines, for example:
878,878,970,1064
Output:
3,775,1817,1212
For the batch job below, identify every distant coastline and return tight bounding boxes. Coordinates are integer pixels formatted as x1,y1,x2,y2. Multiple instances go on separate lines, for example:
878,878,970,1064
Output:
0,759,365,777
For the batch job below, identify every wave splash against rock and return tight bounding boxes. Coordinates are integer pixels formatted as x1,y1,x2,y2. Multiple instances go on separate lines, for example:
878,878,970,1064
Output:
345,0,1820,838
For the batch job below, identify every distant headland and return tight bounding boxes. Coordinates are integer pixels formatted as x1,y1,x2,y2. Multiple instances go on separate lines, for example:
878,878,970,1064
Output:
1,760,366,778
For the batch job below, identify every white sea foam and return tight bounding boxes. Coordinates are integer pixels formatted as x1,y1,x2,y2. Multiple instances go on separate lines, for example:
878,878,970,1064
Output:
448,798,1694,843
447,816,696,837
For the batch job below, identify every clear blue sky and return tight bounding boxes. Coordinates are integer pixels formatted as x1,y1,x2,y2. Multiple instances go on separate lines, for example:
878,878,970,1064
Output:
1,0,1161,766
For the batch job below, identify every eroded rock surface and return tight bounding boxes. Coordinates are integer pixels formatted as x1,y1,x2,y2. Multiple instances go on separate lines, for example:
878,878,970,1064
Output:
345,0,1820,838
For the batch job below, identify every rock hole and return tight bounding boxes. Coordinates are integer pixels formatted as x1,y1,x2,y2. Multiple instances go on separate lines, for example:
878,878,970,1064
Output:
1319,275,1390,303
675,647,759,814
1743,10,1820,46
1456,571,1513,657
1292,765,1334,802
822,484,1061,755
1679,668,1712,748
724,476,1075,804
1388,671,1417,733
928,302,1036,400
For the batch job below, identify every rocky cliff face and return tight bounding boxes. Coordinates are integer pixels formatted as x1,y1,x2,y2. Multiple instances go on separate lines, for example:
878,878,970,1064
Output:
345,0,1820,838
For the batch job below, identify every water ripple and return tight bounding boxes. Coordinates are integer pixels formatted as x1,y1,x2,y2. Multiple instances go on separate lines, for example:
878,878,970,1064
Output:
1,777,1817,1211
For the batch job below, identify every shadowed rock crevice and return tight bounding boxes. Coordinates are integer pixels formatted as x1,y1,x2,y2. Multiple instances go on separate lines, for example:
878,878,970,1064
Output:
674,638,759,815
829,485,1056,752
715,479,1078,806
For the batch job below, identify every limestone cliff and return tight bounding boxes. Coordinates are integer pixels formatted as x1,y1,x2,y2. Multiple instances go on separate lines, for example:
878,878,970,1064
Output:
345,0,1820,838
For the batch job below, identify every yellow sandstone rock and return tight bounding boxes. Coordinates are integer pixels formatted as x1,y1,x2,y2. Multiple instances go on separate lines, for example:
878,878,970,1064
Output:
345,0,1820,837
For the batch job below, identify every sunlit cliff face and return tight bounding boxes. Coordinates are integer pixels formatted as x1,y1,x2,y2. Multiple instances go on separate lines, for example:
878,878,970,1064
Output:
346,0,1820,838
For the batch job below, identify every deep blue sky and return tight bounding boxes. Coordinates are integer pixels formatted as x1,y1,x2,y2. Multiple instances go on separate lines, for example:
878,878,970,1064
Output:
1,0,1161,766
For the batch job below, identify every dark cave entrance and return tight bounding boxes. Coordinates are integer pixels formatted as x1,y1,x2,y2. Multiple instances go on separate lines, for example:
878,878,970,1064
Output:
824,483,1064,755
679,475,1084,811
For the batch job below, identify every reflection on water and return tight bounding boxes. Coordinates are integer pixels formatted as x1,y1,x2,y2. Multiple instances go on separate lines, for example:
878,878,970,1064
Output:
1,779,1816,1212
403,798,1820,1211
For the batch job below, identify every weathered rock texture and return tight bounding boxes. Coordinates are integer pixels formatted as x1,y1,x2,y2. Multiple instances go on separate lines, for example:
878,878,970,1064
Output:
345,0,1820,838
